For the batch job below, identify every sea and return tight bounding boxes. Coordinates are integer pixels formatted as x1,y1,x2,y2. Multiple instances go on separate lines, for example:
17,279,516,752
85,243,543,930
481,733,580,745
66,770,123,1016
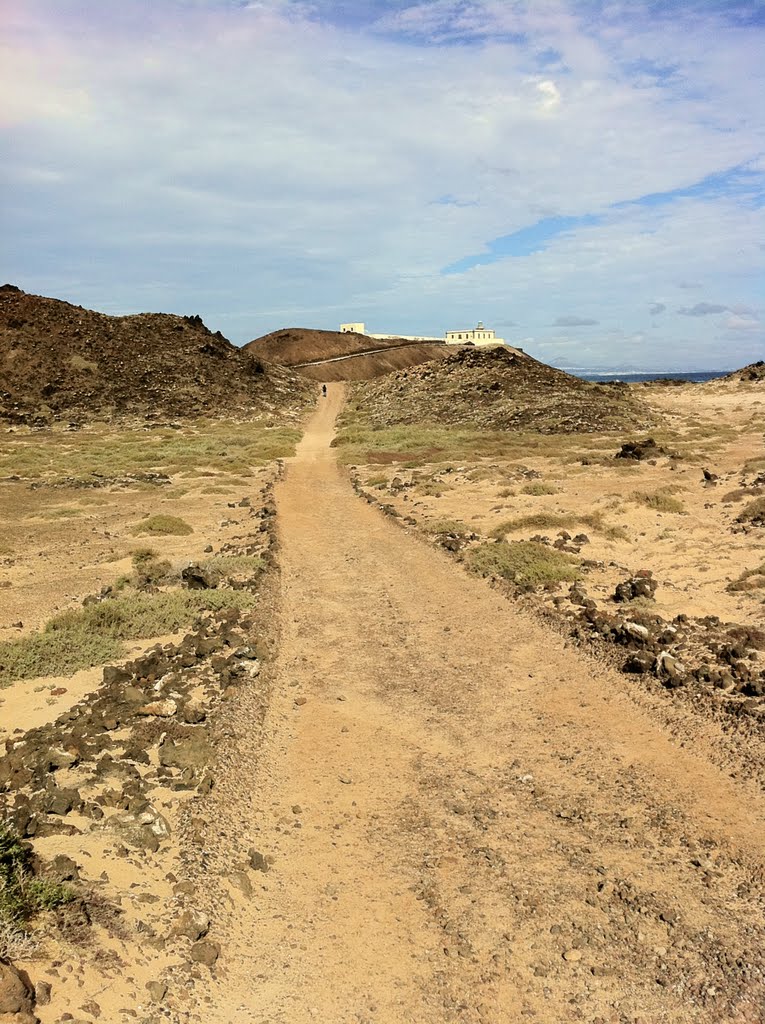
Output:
563,369,729,384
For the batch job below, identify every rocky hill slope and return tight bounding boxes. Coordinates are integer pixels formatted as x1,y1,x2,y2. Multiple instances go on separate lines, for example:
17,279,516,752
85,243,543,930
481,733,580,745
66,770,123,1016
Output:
0,285,311,425
718,360,765,384
347,345,651,433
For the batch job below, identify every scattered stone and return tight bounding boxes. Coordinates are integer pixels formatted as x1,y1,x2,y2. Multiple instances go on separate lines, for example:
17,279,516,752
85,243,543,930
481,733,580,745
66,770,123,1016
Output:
172,909,210,942
248,849,272,873
189,940,220,967
34,981,52,1005
228,870,253,897
145,980,167,1004
0,962,37,1019
137,699,177,718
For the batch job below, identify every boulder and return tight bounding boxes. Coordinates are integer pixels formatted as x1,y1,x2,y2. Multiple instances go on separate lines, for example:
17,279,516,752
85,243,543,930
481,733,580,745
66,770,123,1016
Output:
158,731,212,771
189,940,220,966
624,652,654,674
172,909,210,941
615,438,666,461
0,963,37,1020
181,564,218,590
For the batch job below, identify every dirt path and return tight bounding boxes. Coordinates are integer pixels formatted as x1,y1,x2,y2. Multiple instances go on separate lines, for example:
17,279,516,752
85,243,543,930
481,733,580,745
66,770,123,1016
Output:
190,385,765,1024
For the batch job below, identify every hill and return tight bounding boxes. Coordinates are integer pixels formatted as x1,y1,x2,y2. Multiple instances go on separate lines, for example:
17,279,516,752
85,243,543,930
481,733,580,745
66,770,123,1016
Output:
346,344,652,433
718,360,765,384
245,327,447,380
0,285,310,425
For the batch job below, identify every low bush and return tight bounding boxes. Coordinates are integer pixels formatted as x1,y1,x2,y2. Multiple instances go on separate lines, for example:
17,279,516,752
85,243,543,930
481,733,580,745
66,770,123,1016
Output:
0,824,75,928
198,555,265,578
631,490,686,514
129,514,193,536
727,562,765,593
737,496,765,525
465,540,580,587
423,519,471,535
491,511,628,542
521,481,558,496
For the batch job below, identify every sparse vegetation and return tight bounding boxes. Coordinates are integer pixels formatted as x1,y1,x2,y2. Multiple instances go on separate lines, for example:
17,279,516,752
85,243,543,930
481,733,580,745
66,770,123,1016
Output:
0,588,256,684
465,540,580,588
491,511,628,541
521,481,558,496
0,823,75,934
129,548,176,588
334,422,625,467
200,554,265,574
423,518,471,536
737,496,765,525
32,506,83,520
0,421,301,483
631,490,687,514
129,514,193,536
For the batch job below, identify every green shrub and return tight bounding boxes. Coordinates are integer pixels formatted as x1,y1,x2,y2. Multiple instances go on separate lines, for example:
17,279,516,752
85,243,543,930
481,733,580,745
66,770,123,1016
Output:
129,515,193,536
0,824,75,927
465,540,579,587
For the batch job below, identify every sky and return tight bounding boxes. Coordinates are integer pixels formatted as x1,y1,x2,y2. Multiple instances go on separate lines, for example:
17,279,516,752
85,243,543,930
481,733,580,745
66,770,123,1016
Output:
1,0,764,370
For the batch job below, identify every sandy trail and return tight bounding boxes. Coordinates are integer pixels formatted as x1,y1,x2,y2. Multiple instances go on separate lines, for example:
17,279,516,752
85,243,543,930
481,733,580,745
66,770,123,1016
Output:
193,385,765,1024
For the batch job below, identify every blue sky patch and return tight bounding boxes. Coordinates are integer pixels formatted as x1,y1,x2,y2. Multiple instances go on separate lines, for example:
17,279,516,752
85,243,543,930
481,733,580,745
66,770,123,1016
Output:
442,214,602,274
444,162,765,275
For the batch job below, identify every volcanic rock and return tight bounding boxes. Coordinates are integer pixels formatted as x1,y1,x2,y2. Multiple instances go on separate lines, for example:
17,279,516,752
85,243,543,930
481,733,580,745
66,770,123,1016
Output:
346,346,651,434
0,286,310,424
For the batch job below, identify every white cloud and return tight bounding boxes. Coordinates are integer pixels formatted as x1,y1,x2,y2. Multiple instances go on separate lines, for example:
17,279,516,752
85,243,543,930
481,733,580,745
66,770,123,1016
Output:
719,313,761,331
0,0,762,369
553,315,599,326
678,302,729,316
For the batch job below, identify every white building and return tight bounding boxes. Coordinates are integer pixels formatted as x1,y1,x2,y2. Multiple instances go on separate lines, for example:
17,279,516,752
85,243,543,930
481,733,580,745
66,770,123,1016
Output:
339,322,441,342
445,322,505,346
340,321,505,345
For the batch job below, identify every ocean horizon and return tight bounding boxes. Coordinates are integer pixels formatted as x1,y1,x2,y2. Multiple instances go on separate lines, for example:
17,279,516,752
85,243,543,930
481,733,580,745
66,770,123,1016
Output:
562,369,729,384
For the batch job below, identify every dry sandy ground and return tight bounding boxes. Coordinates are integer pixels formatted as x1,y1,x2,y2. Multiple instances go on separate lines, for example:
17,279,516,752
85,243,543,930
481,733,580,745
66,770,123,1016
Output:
165,386,765,1023
0,430,279,739
352,381,764,629
3,385,765,1023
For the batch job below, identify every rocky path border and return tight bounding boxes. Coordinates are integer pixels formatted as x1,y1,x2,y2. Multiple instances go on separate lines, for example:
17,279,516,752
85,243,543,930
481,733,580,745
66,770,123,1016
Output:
0,479,282,1023
349,471,765,788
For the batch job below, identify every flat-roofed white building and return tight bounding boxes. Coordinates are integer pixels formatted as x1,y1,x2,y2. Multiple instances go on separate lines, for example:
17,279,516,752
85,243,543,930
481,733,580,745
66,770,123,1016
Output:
338,322,441,342
445,322,504,346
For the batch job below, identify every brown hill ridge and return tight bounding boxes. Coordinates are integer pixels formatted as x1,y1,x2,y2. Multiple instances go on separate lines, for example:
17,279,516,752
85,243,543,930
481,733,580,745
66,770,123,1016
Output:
719,360,765,384
0,285,310,425
347,344,652,433
245,327,447,381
